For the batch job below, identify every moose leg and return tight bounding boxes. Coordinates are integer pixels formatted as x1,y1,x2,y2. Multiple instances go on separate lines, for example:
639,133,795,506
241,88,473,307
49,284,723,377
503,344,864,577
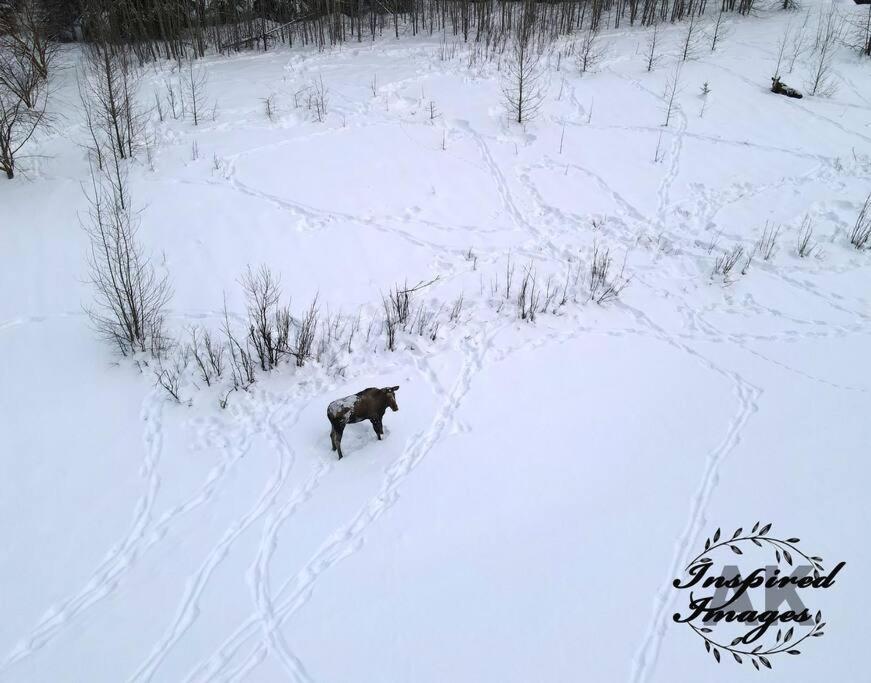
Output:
335,423,345,459
372,418,383,440
330,427,337,452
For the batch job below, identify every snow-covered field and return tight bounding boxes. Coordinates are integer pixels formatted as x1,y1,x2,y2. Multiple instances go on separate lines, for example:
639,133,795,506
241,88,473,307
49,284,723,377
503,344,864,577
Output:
2,4,870,681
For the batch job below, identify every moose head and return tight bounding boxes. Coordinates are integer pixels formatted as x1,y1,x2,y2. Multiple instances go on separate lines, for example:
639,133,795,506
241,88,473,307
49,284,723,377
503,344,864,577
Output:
383,385,400,412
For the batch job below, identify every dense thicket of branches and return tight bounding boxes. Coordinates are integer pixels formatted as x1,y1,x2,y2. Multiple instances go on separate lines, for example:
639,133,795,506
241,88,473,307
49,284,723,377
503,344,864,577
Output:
20,0,758,64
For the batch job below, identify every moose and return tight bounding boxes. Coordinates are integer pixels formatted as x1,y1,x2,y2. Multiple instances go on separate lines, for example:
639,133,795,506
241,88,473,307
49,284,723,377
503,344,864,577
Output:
327,386,399,459
771,76,803,99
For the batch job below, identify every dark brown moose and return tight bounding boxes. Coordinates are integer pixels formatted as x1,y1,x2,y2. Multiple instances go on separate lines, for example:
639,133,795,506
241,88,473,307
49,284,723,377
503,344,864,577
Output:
771,77,803,99
327,386,399,459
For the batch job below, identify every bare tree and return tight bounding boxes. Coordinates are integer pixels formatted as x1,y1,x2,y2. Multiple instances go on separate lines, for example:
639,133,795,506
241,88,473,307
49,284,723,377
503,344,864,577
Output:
807,3,841,97
774,20,792,78
864,2,871,57
577,28,606,74
681,13,702,61
663,61,683,127
82,163,172,356
710,11,729,52
845,1,871,57
0,0,56,107
645,23,661,71
0,84,47,179
502,29,545,124
181,57,207,126
79,44,146,163
787,9,812,72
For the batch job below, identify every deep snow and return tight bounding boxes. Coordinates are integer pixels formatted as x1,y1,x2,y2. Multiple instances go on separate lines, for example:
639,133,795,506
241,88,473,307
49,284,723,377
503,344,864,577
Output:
1,3,871,682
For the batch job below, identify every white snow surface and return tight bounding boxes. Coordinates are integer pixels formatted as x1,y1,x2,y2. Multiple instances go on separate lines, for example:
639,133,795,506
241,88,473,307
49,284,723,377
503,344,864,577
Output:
2,4,871,682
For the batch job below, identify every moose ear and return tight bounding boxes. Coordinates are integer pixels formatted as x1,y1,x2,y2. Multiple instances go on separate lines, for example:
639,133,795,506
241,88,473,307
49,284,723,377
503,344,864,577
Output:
390,385,400,392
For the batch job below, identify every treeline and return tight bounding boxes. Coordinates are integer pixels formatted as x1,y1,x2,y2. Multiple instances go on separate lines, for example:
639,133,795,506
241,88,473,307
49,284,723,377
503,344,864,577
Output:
3,0,757,63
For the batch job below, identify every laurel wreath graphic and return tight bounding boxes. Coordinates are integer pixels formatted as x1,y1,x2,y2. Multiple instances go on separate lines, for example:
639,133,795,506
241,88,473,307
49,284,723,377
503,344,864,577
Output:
679,522,827,670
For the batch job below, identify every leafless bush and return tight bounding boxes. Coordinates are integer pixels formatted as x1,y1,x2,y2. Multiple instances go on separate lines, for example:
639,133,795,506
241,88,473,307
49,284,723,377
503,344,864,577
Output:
849,194,871,250
712,244,745,281
293,296,319,366
189,325,224,386
410,303,441,340
797,215,816,257
240,264,292,371
306,76,328,122
382,277,438,351
517,265,540,321
755,222,781,260
449,294,464,323
155,349,188,403
222,296,256,392
589,241,630,304
263,93,276,120
83,164,172,356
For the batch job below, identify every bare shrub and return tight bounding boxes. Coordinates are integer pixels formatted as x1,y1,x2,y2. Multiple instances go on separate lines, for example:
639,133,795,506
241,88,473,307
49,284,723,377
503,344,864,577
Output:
293,296,319,367
240,265,292,371
449,294,464,322
306,76,327,122
589,241,630,304
796,215,816,257
189,326,225,386
712,244,745,281
222,296,256,392
83,164,172,356
517,265,540,321
756,222,781,261
382,277,438,351
849,194,871,250
263,93,276,120
155,349,188,403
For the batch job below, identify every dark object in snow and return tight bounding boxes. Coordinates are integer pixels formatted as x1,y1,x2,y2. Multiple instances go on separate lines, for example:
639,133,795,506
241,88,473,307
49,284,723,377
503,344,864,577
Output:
771,77,803,99
328,386,399,459
854,0,869,6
